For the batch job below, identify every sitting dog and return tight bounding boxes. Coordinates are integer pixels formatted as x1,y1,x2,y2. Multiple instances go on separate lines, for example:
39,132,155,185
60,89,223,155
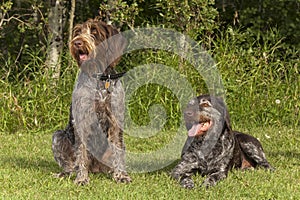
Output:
171,94,274,188
52,18,131,185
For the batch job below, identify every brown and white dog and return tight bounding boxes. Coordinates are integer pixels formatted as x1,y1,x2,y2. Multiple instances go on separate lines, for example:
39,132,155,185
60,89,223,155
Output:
171,94,274,188
52,18,131,185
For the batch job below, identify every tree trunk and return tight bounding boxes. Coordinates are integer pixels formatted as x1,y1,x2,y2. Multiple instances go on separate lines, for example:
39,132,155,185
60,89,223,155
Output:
178,33,187,72
46,0,64,80
68,0,76,45
106,0,114,24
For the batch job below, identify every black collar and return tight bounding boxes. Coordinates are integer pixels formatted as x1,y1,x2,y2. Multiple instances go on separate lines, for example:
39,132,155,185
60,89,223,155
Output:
92,72,126,81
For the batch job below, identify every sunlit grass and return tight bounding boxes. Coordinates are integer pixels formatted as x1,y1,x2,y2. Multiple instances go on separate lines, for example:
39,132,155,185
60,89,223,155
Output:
0,126,299,199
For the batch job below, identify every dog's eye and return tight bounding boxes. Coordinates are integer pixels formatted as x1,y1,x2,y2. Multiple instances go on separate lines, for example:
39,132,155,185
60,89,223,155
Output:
188,99,196,105
73,30,81,37
91,28,98,36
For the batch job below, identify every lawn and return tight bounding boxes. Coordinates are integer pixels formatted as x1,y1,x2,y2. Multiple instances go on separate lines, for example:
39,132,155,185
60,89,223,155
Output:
0,126,299,199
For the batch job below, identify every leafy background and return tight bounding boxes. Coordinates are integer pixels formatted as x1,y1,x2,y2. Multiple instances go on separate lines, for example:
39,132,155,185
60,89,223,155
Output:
1,0,299,133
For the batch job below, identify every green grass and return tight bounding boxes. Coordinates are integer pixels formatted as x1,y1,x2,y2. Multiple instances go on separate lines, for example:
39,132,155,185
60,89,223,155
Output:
0,126,299,199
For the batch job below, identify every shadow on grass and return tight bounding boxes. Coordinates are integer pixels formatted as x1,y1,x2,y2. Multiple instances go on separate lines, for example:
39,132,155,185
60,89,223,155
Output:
269,151,300,169
269,151,300,160
1,155,59,173
0,153,178,181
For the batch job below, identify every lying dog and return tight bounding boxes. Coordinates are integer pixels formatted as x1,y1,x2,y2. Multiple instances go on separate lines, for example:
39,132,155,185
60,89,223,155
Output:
171,94,274,188
52,18,131,185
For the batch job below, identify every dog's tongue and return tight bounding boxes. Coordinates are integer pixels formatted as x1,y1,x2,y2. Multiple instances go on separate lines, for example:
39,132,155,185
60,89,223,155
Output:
188,124,202,137
188,122,210,137
79,54,88,61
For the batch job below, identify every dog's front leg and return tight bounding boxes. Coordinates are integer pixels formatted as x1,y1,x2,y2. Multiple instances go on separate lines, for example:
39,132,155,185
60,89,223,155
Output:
74,138,90,185
202,169,228,188
110,144,132,183
171,160,199,189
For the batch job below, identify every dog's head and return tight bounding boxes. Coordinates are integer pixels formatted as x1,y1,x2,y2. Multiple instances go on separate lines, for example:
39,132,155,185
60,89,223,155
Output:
184,94,231,137
70,18,126,67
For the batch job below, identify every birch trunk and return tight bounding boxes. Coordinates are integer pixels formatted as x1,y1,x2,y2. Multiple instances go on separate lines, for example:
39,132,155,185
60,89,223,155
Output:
68,0,76,45
46,0,64,80
178,34,187,72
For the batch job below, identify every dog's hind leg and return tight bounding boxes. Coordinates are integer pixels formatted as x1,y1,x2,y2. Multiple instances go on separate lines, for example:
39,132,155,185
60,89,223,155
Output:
52,129,76,177
235,131,275,171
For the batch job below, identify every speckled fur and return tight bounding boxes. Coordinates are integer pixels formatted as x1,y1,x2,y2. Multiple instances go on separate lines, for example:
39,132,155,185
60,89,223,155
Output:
171,94,274,188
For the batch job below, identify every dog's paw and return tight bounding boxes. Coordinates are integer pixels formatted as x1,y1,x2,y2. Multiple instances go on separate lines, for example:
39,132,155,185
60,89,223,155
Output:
180,177,195,189
53,172,71,178
74,176,90,185
202,177,217,188
268,166,276,172
260,162,276,172
113,171,132,183
74,171,90,185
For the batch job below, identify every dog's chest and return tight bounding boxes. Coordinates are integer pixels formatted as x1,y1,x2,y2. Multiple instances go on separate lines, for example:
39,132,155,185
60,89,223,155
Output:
187,134,235,173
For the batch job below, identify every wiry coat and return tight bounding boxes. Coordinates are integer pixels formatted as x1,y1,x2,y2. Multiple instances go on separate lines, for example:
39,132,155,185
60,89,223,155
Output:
52,18,131,185
171,94,274,188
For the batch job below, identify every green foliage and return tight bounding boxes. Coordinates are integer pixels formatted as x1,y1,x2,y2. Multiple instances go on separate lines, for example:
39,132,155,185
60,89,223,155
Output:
0,0,13,13
0,1,48,76
0,53,77,133
216,0,300,48
99,0,141,29
155,0,219,39
1,27,299,133
0,0,299,133
238,0,300,47
98,0,219,42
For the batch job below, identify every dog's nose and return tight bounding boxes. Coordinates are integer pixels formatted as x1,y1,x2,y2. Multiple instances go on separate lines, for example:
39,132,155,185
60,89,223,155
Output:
74,40,83,47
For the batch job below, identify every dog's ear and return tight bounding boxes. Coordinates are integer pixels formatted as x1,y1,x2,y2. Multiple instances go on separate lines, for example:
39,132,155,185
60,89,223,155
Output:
98,21,127,52
216,96,232,131
97,21,127,68
224,108,231,130
106,31,127,68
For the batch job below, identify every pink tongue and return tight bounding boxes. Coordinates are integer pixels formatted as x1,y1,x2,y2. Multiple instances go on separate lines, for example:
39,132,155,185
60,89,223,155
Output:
188,124,202,137
79,54,88,61
188,122,211,137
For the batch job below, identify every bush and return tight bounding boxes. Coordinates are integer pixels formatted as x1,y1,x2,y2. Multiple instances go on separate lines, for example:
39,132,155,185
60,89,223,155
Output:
216,0,300,48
